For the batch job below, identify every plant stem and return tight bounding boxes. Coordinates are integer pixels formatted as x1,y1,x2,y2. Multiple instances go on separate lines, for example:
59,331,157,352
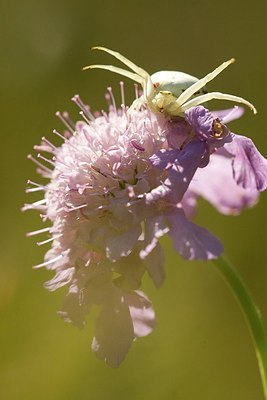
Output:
212,255,267,399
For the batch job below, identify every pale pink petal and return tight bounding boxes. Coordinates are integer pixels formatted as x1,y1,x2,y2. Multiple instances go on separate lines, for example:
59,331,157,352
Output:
44,267,75,291
142,242,165,288
58,284,90,328
139,217,168,287
111,251,145,290
140,217,169,259
92,295,134,368
124,291,156,338
190,154,259,215
106,225,142,262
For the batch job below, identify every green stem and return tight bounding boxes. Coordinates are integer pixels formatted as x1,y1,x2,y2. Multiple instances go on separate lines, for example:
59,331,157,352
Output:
212,255,267,399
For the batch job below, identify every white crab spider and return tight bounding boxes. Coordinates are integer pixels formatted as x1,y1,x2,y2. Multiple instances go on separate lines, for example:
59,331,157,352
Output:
83,46,257,116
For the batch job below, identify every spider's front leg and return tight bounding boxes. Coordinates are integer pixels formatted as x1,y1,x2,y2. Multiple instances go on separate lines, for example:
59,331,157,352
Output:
179,91,257,114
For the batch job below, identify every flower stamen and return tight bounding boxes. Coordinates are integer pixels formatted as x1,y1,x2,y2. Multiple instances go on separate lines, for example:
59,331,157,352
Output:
33,254,63,269
212,119,225,138
27,154,53,174
26,227,51,237
120,81,125,106
37,153,56,167
55,111,75,134
107,86,117,112
72,95,95,121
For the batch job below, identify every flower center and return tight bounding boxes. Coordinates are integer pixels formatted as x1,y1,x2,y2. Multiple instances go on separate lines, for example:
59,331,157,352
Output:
212,119,225,138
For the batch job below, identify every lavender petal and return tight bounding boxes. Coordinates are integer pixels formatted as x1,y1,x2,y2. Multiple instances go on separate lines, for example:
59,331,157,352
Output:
212,106,245,124
225,134,267,191
166,208,223,260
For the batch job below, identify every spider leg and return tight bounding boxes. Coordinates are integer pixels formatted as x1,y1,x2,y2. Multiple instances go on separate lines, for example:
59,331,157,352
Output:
85,47,155,101
83,64,144,84
91,46,150,79
176,59,235,106
128,96,146,113
179,91,257,114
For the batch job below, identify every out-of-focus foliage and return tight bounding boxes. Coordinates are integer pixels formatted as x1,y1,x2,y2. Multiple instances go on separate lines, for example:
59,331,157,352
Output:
1,0,267,399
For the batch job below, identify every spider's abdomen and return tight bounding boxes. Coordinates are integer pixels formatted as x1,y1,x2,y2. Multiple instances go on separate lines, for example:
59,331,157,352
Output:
151,70,207,98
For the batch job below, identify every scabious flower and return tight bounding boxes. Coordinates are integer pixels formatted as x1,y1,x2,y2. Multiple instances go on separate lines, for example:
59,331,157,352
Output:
24,84,267,367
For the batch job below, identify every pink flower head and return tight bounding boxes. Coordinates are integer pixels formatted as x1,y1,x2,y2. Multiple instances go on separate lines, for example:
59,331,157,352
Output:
24,85,267,366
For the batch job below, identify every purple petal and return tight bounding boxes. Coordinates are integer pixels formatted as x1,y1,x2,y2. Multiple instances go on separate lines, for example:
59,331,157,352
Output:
166,208,223,260
149,148,180,170
147,141,207,205
166,118,191,149
166,140,208,203
180,189,198,219
185,106,229,141
212,106,245,124
190,154,259,215
225,134,267,191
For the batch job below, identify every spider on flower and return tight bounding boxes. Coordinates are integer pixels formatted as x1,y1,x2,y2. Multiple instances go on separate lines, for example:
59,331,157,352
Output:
83,46,257,117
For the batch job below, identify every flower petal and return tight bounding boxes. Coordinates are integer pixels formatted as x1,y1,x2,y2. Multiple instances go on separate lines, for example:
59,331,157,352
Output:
142,242,165,288
139,217,168,287
92,295,134,368
166,208,223,260
225,134,267,191
58,284,90,328
140,216,169,259
190,154,259,214
185,106,229,141
180,189,198,219
112,251,146,290
106,225,142,262
166,118,191,149
147,141,207,205
212,106,245,124
44,267,75,291
124,290,156,338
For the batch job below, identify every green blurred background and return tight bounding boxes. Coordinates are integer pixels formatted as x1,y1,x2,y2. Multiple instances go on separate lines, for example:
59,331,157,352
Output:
1,0,267,399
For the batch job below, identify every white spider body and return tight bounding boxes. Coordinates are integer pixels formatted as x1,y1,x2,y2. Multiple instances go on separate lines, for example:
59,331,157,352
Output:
151,70,204,97
150,70,207,114
83,47,257,116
